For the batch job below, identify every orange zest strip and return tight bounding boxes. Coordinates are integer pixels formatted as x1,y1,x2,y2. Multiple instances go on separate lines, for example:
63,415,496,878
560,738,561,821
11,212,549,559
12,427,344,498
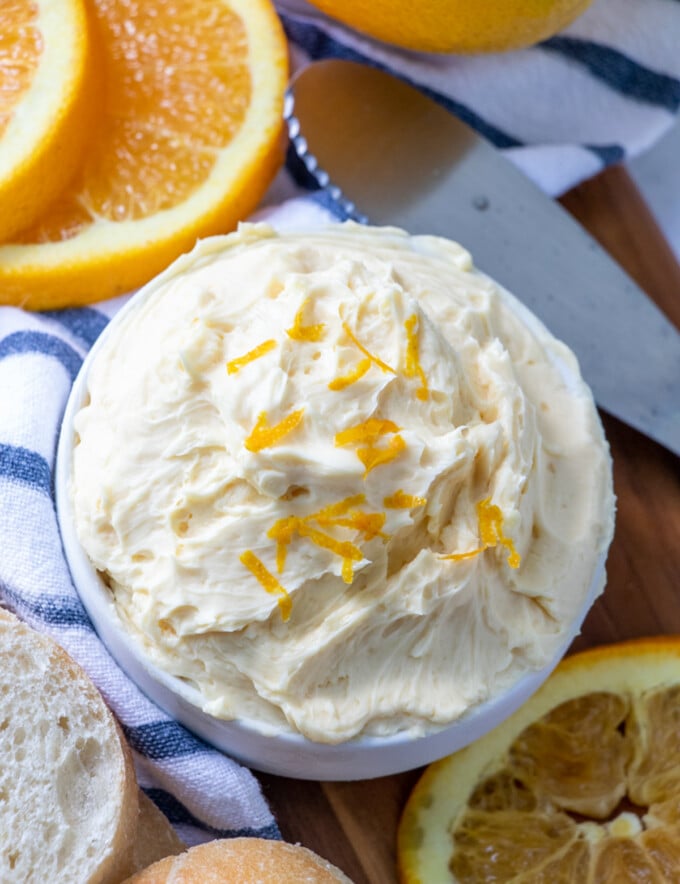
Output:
477,497,521,568
342,321,396,374
244,408,304,452
440,547,485,563
321,511,387,540
357,434,407,477
335,418,400,448
404,314,429,400
267,517,299,574
296,522,363,565
226,339,276,375
440,497,521,568
328,357,372,391
341,559,355,583
267,514,364,585
310,496,387,538
384,490,427,509
312,494,366,521
335,419,407,477
287,299,325,342
298,521,362,585
239,550,292,621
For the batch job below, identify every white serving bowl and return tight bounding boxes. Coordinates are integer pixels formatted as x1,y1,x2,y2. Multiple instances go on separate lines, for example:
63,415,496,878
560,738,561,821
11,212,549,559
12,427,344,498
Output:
55,277,607,782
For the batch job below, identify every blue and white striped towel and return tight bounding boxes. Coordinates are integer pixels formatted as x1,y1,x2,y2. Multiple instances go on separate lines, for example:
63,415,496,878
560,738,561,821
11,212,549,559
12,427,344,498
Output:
1,0,679,847
0,298,280,846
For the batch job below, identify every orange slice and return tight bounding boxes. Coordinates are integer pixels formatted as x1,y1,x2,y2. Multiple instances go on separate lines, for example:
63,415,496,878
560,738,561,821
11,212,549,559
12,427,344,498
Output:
0,0,287,309
398,638,680,883
0,0,94,240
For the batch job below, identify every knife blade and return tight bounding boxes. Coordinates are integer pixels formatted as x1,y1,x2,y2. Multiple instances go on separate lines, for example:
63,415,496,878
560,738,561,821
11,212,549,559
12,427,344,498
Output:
286,59,680,456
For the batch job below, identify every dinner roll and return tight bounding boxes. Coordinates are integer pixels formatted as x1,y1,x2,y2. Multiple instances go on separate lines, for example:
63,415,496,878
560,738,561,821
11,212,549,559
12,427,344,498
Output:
131,792,186,873
123,837,354,883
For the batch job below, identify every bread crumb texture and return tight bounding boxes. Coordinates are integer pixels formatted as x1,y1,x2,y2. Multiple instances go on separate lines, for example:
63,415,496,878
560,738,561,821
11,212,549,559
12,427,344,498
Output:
0,608,138,883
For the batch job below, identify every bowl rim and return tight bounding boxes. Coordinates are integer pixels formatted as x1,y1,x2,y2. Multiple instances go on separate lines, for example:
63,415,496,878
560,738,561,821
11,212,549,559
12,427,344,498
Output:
54,236,608,780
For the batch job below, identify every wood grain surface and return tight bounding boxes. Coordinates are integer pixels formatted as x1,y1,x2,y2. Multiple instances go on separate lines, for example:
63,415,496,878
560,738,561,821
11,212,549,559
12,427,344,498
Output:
257,164,680,884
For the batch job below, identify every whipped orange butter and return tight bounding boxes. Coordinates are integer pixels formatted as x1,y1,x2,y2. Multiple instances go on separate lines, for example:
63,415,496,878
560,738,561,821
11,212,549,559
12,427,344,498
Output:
70,222,615,743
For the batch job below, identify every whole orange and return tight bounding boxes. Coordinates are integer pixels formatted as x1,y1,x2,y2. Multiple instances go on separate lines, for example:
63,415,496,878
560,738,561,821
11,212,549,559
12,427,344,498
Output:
304,0,592,53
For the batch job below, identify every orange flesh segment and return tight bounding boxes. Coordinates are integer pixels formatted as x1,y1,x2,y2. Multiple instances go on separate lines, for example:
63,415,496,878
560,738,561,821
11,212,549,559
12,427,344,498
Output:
404,314,429,400
18,0,251,242
449,685,680,882
286,299,325,342
508,692,629,817
226,339,276,375
239,550,291,621
0,2,42,137
244,409,304,453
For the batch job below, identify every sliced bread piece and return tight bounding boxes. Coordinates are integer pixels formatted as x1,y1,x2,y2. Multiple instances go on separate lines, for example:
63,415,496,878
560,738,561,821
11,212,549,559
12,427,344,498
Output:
0,608,138,883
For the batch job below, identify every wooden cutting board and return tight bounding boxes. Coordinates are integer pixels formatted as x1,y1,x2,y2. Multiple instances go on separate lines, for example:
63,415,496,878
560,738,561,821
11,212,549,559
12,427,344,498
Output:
257,165,680,884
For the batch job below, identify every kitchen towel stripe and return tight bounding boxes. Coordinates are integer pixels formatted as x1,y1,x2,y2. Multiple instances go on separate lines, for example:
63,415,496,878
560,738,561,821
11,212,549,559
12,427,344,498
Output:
542,36,680,111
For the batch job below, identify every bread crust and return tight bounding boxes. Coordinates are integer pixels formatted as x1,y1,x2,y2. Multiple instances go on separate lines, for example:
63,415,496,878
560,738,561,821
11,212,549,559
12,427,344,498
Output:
0,607,138,882
51,651,140,884
123,837,354,883
130,791,186,873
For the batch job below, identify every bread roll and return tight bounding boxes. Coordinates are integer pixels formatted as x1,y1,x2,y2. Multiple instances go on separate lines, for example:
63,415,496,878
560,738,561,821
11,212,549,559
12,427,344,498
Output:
0,608,138,883
130,792,185,872
123,837,354,883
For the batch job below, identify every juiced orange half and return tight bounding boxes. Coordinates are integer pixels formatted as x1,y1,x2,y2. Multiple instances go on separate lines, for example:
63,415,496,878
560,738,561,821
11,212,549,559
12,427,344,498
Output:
398,638,680,882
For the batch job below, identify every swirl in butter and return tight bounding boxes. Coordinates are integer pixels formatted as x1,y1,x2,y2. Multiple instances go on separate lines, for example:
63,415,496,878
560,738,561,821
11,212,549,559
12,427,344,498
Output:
71,223,615,742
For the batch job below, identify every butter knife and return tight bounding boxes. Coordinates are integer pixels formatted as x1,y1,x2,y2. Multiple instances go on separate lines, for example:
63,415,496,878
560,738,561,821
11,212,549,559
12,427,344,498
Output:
286,59,680,456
